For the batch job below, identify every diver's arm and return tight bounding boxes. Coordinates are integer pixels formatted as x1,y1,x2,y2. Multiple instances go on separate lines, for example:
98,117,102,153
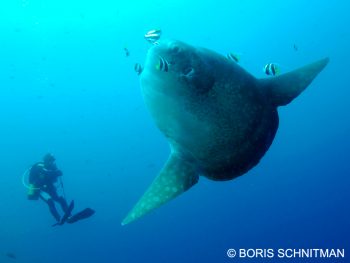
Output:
44,168,62,178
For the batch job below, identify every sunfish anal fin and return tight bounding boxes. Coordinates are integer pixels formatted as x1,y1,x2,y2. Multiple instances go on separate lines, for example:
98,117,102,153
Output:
122,153,199,225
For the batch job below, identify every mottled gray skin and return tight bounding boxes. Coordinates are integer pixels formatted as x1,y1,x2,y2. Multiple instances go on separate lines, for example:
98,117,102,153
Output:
141,40,278,181
122,39,328,225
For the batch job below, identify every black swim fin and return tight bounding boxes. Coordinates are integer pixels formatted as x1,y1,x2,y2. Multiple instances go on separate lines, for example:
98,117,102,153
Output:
52,200,75,227
67,208,95,224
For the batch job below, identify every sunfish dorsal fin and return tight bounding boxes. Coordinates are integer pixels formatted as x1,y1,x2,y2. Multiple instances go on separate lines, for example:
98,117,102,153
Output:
260,58,329,106
122,153,199,225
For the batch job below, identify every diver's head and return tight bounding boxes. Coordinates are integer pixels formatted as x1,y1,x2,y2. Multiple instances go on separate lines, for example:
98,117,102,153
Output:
43,153,55,166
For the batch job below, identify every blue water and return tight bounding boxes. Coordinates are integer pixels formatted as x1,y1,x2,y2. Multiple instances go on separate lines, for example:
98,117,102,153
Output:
0,0,349,262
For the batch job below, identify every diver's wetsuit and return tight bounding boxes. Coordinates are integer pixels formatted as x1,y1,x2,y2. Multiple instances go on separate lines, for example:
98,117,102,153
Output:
29,162,68,222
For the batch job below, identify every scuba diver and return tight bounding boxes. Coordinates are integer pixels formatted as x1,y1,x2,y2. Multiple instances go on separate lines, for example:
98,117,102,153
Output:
26,153,95,226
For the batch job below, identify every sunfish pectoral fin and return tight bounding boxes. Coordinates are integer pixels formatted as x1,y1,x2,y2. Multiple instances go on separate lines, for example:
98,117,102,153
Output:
260,57,329,106
122,153,199,225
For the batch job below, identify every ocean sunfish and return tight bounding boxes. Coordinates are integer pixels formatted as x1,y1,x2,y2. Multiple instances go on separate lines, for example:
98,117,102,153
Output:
122,39,329,225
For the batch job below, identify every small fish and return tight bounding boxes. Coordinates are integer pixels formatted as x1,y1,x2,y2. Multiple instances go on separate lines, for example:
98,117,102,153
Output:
6,252,16,260
124,47,130,57
263,63,280,76
134,63,143,75
227,52,240,63
293,44,298,51
144,29,162,44
155,56,169,72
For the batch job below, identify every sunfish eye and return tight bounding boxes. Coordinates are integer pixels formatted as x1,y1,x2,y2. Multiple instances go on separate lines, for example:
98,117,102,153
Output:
169,43,182,54
172,46,180,53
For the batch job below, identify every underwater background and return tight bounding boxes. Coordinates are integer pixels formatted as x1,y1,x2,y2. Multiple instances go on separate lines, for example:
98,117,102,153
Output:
0,0,349,262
